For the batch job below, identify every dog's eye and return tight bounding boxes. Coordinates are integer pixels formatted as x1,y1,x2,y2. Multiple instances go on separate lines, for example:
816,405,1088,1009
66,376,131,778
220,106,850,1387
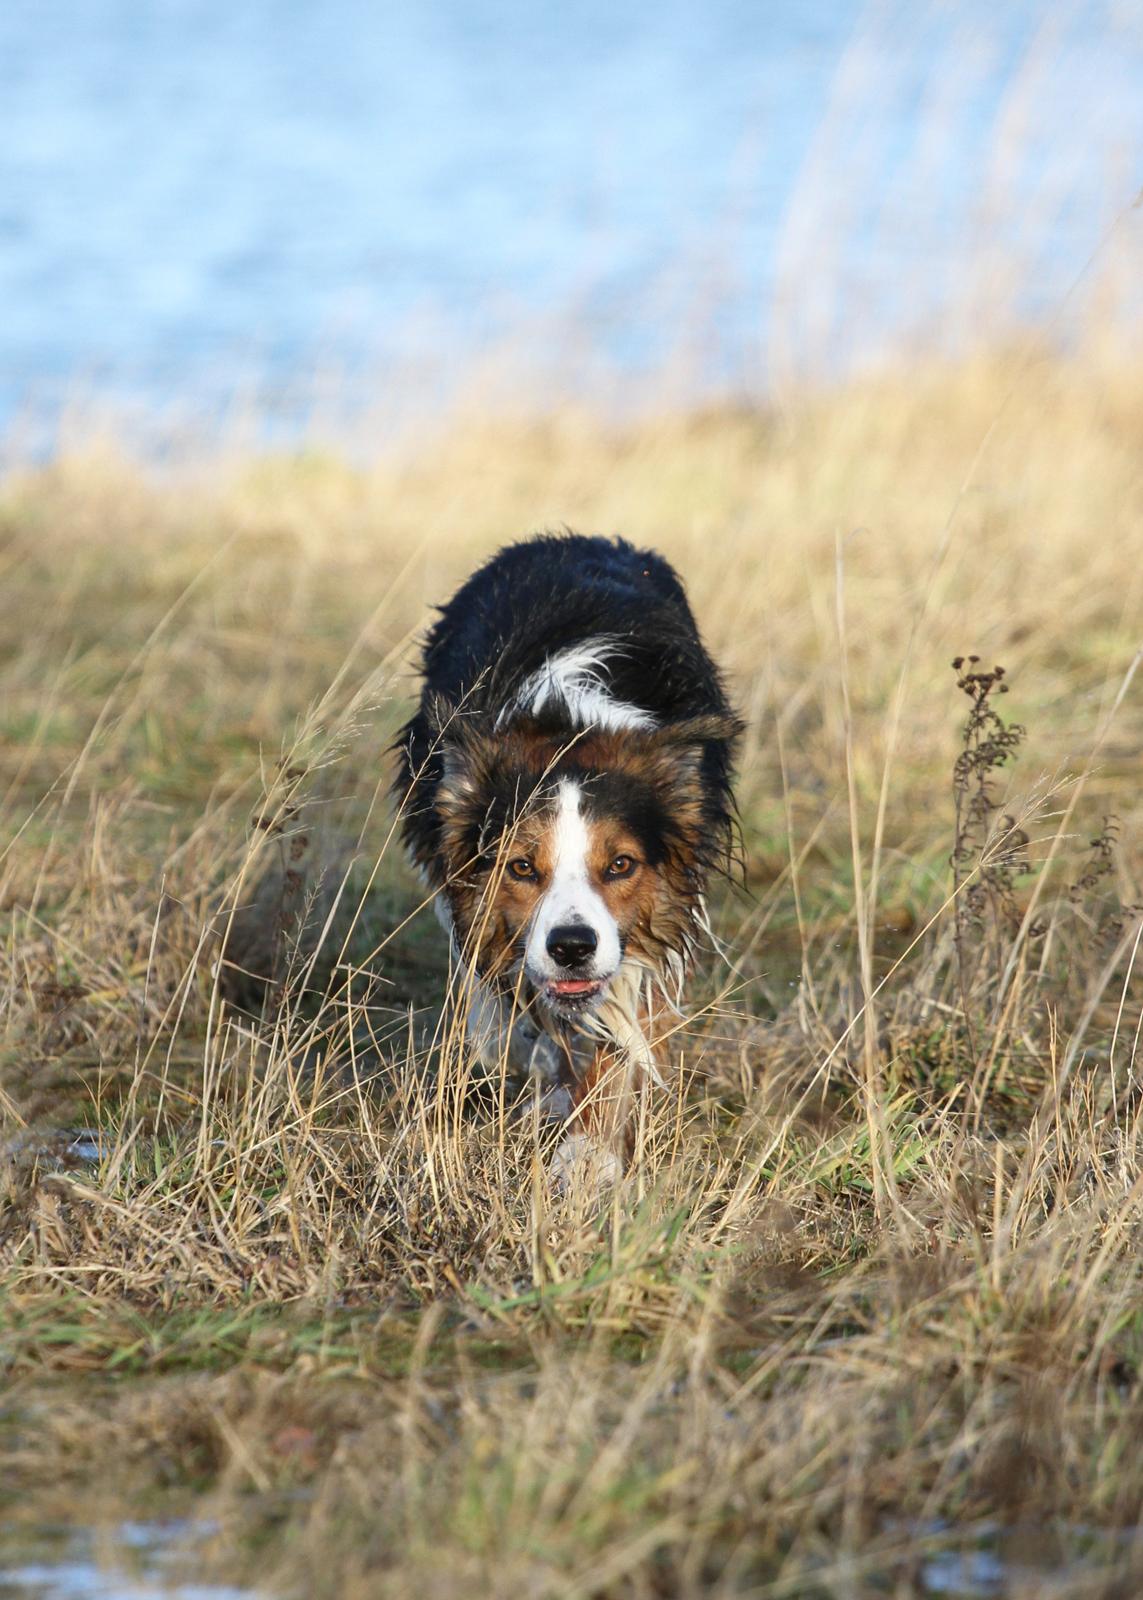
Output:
507,858,537,881
604,854,637,880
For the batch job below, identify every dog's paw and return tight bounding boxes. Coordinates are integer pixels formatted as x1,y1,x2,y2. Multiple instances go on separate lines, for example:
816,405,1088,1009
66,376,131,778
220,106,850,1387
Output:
550,1133,623,1196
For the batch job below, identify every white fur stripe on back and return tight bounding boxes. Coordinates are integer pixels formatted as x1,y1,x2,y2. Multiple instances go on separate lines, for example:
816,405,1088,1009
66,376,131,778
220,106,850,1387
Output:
507,639,656,733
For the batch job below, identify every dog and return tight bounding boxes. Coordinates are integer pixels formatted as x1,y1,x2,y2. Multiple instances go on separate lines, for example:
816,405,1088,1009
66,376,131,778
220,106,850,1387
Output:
396,532,741,1179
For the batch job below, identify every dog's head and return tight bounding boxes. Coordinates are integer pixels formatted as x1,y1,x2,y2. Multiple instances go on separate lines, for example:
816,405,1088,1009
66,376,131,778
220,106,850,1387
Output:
424,705,741,1022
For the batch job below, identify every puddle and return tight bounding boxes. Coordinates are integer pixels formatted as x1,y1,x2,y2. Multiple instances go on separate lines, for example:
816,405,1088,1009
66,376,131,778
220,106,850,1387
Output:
0,1521,258,1600
920,1545,1009,1596
1,1129,109,1173
903,1519,1142,1598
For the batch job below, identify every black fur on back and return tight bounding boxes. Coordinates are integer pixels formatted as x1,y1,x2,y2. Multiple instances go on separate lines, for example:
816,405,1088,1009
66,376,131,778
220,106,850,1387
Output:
395,532,741,881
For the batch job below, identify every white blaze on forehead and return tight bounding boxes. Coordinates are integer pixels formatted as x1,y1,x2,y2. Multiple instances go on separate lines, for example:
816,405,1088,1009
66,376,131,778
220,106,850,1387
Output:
524,779,622,982
552,777,590,874
508,639,656,734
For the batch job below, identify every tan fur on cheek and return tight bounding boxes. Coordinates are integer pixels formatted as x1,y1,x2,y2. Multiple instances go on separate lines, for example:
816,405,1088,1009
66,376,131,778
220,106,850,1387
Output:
455,819,561,982
598,867,661,945
582,825,665,957
583,815,704,981
446,861,550,983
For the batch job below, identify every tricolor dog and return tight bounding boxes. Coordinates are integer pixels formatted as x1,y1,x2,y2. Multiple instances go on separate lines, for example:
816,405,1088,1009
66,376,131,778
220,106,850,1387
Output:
396,533,741,1177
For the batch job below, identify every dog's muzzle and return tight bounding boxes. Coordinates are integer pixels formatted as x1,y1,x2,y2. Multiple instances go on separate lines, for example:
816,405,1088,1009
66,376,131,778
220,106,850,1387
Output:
542,922,608,1007
546,923,597,970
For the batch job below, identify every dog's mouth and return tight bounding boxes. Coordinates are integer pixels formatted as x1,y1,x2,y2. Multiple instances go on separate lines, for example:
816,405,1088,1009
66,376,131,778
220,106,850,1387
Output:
542,976,607,1011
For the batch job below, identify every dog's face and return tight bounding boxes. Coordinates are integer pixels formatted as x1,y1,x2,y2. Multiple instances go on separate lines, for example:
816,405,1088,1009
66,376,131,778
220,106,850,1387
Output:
427,715,735,1021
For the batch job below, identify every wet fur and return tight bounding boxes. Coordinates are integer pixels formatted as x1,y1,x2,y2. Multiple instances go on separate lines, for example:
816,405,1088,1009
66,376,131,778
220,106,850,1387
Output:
395,533,741,1168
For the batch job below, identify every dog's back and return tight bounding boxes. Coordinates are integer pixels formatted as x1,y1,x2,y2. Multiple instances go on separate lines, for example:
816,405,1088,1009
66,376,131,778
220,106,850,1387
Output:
398,533,734,871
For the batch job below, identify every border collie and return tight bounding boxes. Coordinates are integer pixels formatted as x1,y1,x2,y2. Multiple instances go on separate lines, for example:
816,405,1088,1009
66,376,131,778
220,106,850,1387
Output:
396,533,741,1178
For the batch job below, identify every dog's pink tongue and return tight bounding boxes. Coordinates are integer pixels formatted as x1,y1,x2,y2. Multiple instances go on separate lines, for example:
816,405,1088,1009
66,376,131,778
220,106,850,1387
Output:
549,979,598,996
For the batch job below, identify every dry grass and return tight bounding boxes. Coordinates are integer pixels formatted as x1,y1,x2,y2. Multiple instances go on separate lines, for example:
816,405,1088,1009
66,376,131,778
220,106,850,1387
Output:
1,344,1142,1597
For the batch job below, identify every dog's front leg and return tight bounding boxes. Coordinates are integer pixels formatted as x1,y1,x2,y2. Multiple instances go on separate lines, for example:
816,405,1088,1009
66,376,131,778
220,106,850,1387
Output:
549,1042,639,1194
462,977,568,1099
551,987,673,1192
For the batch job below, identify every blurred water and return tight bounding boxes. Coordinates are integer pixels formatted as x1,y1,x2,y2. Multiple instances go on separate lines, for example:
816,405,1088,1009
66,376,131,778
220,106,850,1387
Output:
1,0,1142,446
0,1522,253,1600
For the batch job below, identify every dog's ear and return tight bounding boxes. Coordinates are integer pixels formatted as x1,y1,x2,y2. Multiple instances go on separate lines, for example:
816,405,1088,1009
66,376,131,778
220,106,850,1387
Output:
428,703,495,811
641,713,744,785
653,713,742,742
647,713,745,754
639,713,744,875
423,692,459,740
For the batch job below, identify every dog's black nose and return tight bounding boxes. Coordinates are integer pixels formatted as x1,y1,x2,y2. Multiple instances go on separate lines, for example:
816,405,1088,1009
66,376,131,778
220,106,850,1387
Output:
547,923,598,970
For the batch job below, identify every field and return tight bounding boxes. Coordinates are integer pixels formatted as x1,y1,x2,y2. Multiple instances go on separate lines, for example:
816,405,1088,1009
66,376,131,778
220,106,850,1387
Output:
2,346,1142,1597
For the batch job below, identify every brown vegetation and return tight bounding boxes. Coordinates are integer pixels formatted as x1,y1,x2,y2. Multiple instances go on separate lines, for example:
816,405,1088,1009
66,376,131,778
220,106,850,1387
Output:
1,345,1142,1596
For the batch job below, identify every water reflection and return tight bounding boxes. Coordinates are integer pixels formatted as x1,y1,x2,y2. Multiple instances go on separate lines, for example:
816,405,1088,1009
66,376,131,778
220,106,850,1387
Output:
0,1522,256,1600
